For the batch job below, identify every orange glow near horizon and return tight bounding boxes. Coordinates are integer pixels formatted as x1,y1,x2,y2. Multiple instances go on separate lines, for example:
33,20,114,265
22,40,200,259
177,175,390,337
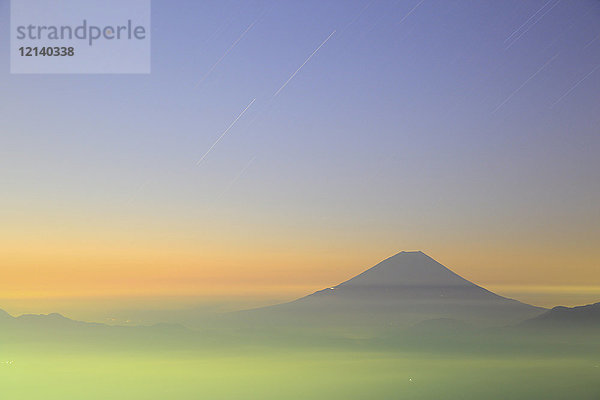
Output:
2,215,599,319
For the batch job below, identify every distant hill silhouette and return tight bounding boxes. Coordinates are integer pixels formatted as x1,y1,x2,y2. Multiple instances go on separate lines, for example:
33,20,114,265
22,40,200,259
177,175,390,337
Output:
0,309,196,348
236,251,546,330
520,302,600,330
0,311,119,338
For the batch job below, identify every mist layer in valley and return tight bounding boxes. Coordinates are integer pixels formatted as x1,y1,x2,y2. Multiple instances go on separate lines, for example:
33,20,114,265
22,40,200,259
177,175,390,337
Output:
1,252,599,399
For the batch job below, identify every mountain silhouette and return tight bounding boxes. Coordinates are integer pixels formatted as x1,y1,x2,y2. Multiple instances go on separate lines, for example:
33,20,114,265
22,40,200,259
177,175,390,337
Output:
0,311,106,333
0,309,13,321
0,252,548,335
238,251,546,329
519,302,600,330
0,309,197,349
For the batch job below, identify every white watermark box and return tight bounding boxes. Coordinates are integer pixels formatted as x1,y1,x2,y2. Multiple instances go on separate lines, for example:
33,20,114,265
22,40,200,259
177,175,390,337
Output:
11,0,151,74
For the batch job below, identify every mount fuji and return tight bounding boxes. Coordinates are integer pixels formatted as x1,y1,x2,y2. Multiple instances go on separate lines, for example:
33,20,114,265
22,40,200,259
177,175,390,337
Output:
237,251,546,329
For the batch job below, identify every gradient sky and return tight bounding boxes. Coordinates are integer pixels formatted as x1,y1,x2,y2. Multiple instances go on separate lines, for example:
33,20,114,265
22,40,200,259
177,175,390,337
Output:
1,0,599,319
